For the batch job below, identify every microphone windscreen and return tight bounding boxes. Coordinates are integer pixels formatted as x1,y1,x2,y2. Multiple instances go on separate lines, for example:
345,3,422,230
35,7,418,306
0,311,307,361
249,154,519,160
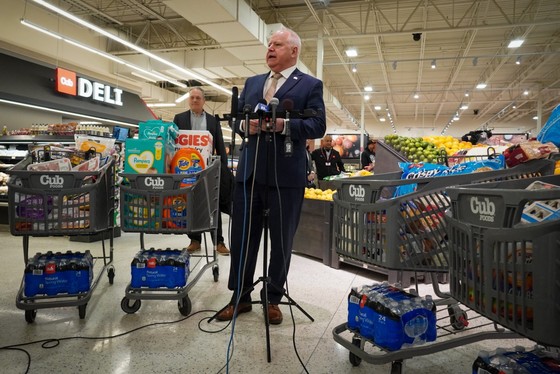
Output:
243,104,252,113
269,97,279,107
282,98,294,111
254,98,268,113
230,87,239,117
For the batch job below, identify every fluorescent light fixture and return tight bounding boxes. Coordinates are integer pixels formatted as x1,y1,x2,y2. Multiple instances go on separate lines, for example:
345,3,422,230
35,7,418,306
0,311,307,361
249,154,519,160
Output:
146,103,177,108
508,39,524,48
476,82,487,89
364,94,370,101
130,71,158,83
431,59,436,69
21,19,187,88
32,0,230,95
464,90,470,97
460,103,469,110
175,92,190,103
374,105,382,110
379,117,386,122
533,115,538,120
413,92,419,99
79,121,102,125
523,89,529,95
0,98,137,126
453,115,460,121
364,85,373,92
345,48,358,57
351,64,357,73
515,56,521,65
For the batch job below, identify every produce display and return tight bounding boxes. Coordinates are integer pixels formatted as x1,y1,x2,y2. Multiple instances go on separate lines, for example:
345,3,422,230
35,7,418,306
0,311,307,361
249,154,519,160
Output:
383,134,473,162
304,188,335,201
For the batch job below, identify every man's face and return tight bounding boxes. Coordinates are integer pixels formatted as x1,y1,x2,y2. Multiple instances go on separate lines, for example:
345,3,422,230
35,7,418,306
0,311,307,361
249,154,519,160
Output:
323,137,333,150
266,31,298,72
368,143,376,152
188,89,205,114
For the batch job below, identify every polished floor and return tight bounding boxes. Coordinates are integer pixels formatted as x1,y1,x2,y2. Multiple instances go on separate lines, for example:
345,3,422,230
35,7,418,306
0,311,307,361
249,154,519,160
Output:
0,218,535,374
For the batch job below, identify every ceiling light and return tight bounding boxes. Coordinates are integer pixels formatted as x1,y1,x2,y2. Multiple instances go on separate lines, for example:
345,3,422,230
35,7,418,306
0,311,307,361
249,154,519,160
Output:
374,105,382,110
175,92,190,103
392,61,397,70
345,48,358,57
472,57,478,66
508,39,524,48
453,115,460,121
31,0,230,95
21,18,187,88
413,92,419,99
515,56,522,65
460,103,469,110
431,60,436,69
364,94,370,101
379,117,386,122
146,103,177,108
533,115,538,120
364,85,373,92
523,89,529,95
464,90,470,97
351,64,357,73
476,82,487,89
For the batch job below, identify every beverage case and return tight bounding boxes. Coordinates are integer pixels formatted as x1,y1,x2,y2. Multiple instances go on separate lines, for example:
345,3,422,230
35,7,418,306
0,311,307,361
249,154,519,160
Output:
131,248,190,288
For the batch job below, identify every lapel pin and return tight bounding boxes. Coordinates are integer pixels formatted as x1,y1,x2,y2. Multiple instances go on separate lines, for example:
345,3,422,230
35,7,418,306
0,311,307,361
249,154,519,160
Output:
293,77,298,80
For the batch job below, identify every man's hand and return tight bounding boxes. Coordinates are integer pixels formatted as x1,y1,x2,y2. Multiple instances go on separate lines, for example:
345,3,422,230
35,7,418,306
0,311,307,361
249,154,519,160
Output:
248,119,285,134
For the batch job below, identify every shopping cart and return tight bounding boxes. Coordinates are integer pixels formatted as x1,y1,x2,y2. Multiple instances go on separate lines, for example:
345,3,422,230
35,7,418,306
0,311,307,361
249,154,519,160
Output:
330,158,555,373
7,157,116,322
446,174,560,349
119,157,220,316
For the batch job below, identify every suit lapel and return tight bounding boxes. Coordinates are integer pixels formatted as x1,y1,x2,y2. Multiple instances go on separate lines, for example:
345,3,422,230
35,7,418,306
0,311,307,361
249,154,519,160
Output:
275,69,303,99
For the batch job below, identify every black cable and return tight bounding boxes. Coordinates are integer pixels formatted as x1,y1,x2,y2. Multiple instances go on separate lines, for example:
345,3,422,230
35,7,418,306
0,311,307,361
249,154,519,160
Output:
0,309,218,374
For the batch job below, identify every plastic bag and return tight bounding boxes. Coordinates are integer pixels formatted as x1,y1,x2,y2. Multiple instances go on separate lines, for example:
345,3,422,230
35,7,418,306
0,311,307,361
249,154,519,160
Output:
537,103,560,147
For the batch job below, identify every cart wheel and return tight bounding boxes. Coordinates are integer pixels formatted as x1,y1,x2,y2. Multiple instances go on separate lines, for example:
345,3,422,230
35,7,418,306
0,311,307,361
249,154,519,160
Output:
448,305,468,330
178,296,192,316
391,360,403,374
25,309,37,324
78,303,87,319
348,336,362,367
212,265,219,282
121,297,141,314
107,267,115,285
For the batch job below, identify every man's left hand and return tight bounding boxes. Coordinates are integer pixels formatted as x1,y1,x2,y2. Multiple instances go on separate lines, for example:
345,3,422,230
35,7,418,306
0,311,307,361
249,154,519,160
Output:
264,118,285,133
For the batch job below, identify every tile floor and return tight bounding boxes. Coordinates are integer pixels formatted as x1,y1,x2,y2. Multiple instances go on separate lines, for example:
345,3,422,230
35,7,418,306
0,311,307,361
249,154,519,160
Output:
0,218,535,374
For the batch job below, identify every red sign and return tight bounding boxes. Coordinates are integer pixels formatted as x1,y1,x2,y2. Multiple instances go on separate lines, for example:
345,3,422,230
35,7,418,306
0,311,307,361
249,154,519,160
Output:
55,67,77,96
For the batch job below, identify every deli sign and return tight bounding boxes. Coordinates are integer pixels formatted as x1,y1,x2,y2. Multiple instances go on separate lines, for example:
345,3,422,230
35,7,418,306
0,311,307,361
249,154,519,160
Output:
55,67,123,106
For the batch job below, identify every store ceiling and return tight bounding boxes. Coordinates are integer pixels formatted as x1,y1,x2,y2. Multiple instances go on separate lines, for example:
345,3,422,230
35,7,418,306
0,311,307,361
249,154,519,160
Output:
6,0,560,137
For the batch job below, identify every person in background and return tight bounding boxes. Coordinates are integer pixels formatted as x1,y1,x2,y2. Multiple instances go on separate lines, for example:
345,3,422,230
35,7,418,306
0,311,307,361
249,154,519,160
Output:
306,139,316,188
216,27,326,325
173,87,230,256
360,139,376,171
311,134,345,180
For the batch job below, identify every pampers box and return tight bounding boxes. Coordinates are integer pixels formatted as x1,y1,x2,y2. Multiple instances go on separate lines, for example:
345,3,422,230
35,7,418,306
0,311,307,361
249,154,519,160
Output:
138,120,178,146
124,138,175,174
173,130,213,185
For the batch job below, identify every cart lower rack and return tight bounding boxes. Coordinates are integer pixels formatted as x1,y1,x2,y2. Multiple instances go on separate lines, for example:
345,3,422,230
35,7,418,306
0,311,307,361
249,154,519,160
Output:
119,157,221,315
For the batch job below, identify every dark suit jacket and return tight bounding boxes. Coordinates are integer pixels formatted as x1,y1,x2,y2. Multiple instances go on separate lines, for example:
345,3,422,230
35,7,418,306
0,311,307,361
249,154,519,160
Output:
234,68,326,187
173,110,232,213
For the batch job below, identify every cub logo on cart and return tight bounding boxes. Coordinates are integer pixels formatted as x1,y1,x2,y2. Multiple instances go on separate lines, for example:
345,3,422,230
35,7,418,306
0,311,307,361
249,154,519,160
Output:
147,258,157,268
469,196,495,222
145,176,165,189
348,185,366,202
40,175,65,189
45,263,56,274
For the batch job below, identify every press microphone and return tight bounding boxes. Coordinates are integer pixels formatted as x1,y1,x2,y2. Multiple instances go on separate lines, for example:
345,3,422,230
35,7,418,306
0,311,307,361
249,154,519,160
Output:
254,99,268,135
230,86,239,128
243,104,252,140
282,98,294,157
269,97,279,131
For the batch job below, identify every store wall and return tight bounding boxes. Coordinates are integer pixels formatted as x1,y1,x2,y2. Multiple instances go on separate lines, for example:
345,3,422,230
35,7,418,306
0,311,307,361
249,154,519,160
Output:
0,102,61,130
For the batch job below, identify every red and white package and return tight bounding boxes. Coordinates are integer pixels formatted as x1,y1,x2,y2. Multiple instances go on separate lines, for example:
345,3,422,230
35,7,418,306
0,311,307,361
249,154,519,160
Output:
27,158,72,171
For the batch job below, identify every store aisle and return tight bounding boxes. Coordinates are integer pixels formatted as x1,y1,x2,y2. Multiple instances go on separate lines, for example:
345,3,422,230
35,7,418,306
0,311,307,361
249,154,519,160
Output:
0,221,533,374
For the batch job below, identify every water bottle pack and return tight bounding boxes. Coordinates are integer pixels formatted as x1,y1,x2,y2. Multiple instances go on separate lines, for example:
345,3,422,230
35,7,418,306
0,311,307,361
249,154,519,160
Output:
348,281,437,351
131,247,190,288
472,346,560,374
24,250,93,297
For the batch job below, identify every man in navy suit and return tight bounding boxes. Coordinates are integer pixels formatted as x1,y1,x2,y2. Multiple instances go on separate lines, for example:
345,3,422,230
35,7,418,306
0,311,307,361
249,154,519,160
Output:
216,27,326,324
173,87,230,255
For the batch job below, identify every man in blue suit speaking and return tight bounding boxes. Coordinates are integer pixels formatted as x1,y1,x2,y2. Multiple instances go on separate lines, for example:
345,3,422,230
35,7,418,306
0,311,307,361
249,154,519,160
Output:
216,27,326,324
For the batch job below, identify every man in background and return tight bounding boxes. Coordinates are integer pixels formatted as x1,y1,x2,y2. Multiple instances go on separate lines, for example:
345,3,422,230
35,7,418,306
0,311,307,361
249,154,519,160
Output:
173,87,230,255
311,134,345,180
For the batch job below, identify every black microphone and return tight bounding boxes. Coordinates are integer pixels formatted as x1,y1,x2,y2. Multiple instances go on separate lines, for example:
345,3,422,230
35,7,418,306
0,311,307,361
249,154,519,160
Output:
254,98,268,135
230,86,239,128
282,98,294,157
269,97,279,131
243,104,252,140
